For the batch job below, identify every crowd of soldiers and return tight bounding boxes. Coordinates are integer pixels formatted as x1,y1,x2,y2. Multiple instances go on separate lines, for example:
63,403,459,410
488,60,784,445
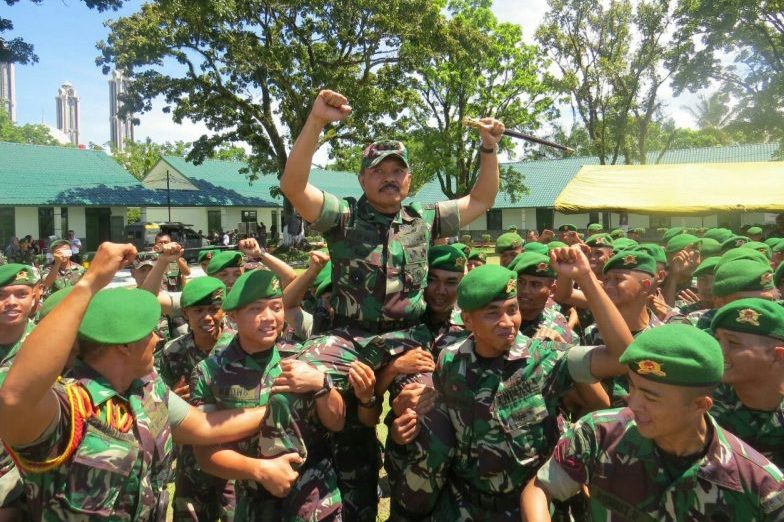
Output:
0,89,783,521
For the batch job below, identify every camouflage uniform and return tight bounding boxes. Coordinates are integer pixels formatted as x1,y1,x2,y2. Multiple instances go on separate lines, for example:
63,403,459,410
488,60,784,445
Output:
41,263,85,294
395,333,594,520
7,363,175,521
685,307,716,332
159,329,236,522
712,384,784,469
519,298,576,344
190,337,341,521
0,321,34,509
537,407,784,520
8,248,35,266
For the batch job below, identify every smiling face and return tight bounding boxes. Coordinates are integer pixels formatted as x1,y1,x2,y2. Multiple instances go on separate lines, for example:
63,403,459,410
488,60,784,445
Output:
0,284,37,329
183,304,225,340
424,268,462,315
230,297,285,352
603,269,653,307
588,246,613,277
714,328,781,386
462,297,521,357
215,267,244,292
516,275,554,317
358,156,412,212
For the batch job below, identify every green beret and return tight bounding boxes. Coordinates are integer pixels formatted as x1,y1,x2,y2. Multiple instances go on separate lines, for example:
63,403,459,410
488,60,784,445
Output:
547,241,568,250
612,238,639,252
495,232,524,254
721,236,751,253
711,298,784,341
197,249,219,264
712,259,775,297
557,224,577,232
457,265,517,312
630,228,644,234
718,247,769,267
207,251,243,275
764,238,781,247
697,238,721,258
661,227,686,243
610,228,626,239
585,233,614,248
619,324,723,387
743,241,772,259
314,278,332,298
78,288,161,344
181,277,226,309
312,261,333,290
703,228,734,243
0,263,38,287
468,249,487,263
666,234,700,255
451,242,471,257
223,270,282,311
511,252,555,278
428,245,467,273
632,243,666,265
746,226,763,236
693,257,720,278
524,242,549,255
775,262,784,289
39,287,73,319
773,240,784,254
49,238,70,251
603,250,656,276
587,223,603,233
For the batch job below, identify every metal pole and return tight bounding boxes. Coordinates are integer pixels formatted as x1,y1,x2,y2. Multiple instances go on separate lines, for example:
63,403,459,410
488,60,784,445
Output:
166,169,172,222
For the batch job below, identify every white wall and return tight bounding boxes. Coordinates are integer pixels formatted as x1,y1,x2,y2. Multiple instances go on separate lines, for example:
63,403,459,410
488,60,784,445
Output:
461,212,487,230
144,206,278,235
68,207,86,239
14,207,37,238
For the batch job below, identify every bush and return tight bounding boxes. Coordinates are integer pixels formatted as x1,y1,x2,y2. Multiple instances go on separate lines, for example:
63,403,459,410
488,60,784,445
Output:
460,234,472,246
481,233,492,246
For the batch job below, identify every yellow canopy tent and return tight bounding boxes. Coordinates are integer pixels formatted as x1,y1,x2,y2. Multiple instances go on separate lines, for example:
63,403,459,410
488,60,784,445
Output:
554,162,784,215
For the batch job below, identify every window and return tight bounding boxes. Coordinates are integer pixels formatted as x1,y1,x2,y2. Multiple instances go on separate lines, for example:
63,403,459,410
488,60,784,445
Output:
38,207,54,239
0,208,14,248
241,210,257,223
649,215,671,229
486,209,502,231
207,210,222,235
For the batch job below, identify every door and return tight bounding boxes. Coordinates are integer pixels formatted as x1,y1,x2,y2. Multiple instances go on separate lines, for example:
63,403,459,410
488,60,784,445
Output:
0,208,14,249
110,216,124,243
207,210,222,236
85,208,112,252
535,208,554,232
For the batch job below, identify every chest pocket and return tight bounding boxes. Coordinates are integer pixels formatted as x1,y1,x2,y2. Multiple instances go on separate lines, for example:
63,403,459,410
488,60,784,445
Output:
62,424,138,515
213,368,263,409
400,227,429,293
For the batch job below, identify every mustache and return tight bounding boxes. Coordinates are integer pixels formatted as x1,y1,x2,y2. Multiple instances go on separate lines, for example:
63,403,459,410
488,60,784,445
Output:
380,182,400,191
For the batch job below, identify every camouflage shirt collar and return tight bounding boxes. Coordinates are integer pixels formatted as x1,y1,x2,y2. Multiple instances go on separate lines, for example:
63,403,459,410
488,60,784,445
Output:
224,335,281,370
70,361,150,407
0,320,34,366
357,195,417,225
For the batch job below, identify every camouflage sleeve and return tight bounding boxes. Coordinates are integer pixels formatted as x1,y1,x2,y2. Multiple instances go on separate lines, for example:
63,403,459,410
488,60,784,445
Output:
258,393,308,459
8,388,72,467
433,199,460,239
309,190,344,233
158,342,177,388
189,360,216,410
541,414,600,500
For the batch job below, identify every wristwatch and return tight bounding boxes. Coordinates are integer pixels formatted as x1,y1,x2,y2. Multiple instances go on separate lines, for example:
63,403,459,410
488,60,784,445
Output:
479,144,496,154
313,373,334,399
359,395,379,409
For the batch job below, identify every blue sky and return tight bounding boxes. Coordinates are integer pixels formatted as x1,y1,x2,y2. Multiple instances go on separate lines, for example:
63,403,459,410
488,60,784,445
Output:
6,0,698,153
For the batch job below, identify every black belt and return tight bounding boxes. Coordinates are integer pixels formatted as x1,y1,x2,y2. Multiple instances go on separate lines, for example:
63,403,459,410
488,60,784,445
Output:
452,476,520,512
331,315,417,334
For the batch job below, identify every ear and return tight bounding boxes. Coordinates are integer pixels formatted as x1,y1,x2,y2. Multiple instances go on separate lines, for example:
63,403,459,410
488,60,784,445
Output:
772,345,784,363
181,308,191,323
461,311,473,332
694,394,713,413
116,344,132,358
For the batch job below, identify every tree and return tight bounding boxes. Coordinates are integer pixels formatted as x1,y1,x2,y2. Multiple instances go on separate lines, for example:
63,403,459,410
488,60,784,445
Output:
398,0,555,200
1,0,122,63
670,0,784,145
0,105,57,144
536,0,684,165
97,0,443,245
111,138,190,180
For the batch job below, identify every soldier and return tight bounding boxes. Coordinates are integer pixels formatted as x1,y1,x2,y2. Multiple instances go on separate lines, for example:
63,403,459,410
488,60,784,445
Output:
467,249,486,271
721,235,752,254
0,242,294,521
627,227,644,242
495,232,525,267
710,298,784,468
154,232,191,292
586,223,603,235
190,269,344,521
676,256,719,315
556,224,579,246
748,226,764,242
40,238,85,295
198,249,219,273
510,251,575,343
159,277,237,522
522,324,784,521
662,234,704,307
394,258,638,520
609,228,625,240
281,250,332,342
206,251,245,292
0,264,39,520
583,233,614,280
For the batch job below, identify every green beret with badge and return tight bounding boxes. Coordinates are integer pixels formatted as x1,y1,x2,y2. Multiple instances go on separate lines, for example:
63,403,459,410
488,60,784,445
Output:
703,228,734,243
610,228,626,239
585,233,614,248
457,265,517,311
632,243,666,265
711,298,784,340
511,252,556,278
181,276,226,309
429,245,467,273
495,232,524,254
712,259,775,297
451,242,471,257
78,288,162,345
693,257,720,278
746,226,763,236
720,235,751,253
612,238,639,252
661,226,686,244
197,249,219,264
718,247,769,267
39,286,73,319
0,263,38,287
223,269,283,311
665,233,700,255
558,224,577,232
468,249,487,263
361,140,409,171
619,324,724,387
603,250,656,276
207,251,243,275
743,241,772,259
524,242,549,255
697,238,721,258
587,223,603,233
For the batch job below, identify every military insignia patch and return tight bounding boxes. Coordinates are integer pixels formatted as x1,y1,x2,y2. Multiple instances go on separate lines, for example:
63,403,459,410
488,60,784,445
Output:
271,278,281,292
636,360,666,377
505,278,517,294
595,237,606,245
623,255,637,266
735,239,745,247
536,262,549,273
212,289,223,301
736,308,761,326
761,272,773,285
15,271,27,281
455,256,466,268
